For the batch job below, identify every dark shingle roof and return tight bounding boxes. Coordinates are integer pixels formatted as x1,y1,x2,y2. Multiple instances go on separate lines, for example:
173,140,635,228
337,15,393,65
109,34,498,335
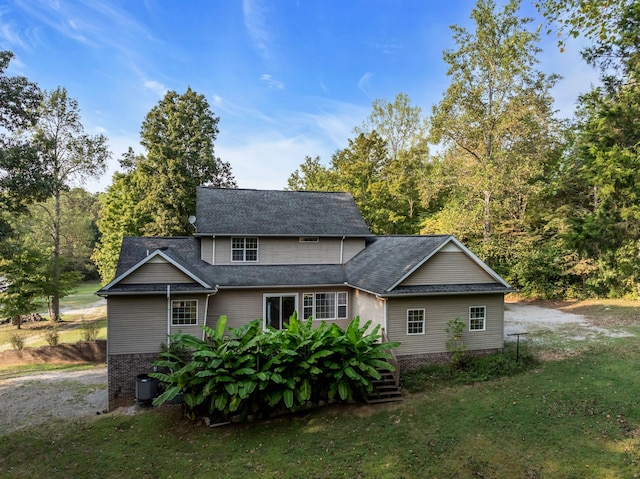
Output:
345,235,452,293
194,187,372,236
100,235,512,297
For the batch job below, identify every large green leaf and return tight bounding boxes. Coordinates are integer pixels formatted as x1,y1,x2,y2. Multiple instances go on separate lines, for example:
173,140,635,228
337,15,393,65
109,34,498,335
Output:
283,388,294,409
337,378,350,401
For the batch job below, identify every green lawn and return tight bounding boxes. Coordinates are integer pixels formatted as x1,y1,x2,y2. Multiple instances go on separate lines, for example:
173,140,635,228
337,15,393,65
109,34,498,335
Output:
1,334,639,478
1,300,639,477
0,281,105,350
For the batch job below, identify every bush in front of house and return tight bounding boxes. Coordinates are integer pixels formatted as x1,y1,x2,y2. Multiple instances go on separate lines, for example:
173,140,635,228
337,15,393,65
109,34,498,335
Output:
151,314,399,420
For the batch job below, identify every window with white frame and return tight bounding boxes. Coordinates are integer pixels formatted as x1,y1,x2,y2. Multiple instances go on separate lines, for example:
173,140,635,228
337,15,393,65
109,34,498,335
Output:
303,292,348,320
469,306,486,331
172,300,198,325
303,293,313,320
407,309,425,335
231,237,258,262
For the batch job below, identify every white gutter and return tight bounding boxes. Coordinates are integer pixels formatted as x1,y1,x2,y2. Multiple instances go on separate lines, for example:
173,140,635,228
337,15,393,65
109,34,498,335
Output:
166,285,171,346
201,290,217,340
383,297,388,334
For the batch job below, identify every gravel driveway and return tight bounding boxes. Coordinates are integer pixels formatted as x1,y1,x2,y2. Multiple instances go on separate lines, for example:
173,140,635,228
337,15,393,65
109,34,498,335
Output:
0,366,107,435
1,302,634,435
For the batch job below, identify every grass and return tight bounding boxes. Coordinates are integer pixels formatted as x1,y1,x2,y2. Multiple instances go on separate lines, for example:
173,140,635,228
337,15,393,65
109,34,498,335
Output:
0,281,106,350
1,298,639,477
1,338,639,478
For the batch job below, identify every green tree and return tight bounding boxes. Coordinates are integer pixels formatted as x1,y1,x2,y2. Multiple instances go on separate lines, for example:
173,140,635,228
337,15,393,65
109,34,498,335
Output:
93,89,237,283
137,87,236,236
0,51,46,244
289,93,429,234
561,3,640,296
92,168,147,283
31,87,110,320
20,188,100,280
355,93,430,233
427,0,563,271
286,155,335,191
0,241,46,329
536,0,632,52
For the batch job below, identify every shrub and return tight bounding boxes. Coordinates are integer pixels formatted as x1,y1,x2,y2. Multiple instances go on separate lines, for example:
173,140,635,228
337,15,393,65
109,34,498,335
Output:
151,314,400,421
80,320,99,342
44,326,60,347
9,333,25,351
401,343,539,393
445,317,466,369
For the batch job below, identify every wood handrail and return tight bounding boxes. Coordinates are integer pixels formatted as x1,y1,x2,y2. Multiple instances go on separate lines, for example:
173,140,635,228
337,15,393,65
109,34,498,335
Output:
381,328,400,387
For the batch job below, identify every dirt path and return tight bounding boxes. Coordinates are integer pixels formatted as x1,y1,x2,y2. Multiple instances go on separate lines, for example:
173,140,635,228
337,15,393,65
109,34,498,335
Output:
504,302,634,341
0,366,107,435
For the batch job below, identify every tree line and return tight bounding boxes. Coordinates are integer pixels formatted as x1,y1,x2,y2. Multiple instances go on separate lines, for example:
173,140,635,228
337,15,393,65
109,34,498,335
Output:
1,0,637,326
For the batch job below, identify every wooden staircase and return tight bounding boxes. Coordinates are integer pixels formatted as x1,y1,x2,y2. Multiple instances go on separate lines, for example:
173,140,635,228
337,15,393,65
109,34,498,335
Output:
366,367,403,404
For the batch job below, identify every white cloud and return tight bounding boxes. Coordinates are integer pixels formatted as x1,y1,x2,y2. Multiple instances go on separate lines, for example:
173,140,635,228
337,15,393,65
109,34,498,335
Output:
243,0,272,59
218,134,331,190
143,79,168,98
358,72,374,97
260,74,284,90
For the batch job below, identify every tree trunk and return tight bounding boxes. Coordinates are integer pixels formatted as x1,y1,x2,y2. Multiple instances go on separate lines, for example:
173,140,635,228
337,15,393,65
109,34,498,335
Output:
483,190,491,245
14,315,21,329
52,189,61,322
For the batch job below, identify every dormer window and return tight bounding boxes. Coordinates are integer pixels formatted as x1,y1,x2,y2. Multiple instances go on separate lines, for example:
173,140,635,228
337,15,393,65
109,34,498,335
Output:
231,237,258,262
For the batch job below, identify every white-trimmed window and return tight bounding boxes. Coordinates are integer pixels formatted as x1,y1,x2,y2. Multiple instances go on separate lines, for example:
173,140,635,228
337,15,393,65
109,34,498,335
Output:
303,293,314,320
469,306,486,331
407,309,425,335
304,292,348,320
172,300,198,325
231,237,258,262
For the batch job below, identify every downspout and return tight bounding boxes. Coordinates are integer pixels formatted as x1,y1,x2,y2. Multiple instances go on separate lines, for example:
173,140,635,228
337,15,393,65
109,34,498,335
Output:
340,236,345,263
202,292,214,341
166,285,171,347
382,297,388,334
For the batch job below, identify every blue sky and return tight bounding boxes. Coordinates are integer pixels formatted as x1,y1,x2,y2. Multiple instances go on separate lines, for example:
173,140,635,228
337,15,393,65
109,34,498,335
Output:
1,0,596,193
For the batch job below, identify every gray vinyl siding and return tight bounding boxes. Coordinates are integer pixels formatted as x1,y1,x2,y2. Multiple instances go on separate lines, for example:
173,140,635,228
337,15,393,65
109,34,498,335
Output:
207,289,264,330
351,289,385,331
386,294,504,357
120,262,195,284
201,237,214,264
207,287,353,332
400,252,496,286
107,296,168,355
213,237,365,265
108,295,209,355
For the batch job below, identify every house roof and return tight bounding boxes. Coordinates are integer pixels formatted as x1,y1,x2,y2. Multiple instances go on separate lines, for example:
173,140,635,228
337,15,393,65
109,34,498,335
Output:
194,187,372,237
345,235,450,293
98,234,514,297
345,235,513,296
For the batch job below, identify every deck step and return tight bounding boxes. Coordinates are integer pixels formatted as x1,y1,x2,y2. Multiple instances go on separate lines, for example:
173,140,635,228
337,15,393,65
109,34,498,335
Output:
366,365,403,404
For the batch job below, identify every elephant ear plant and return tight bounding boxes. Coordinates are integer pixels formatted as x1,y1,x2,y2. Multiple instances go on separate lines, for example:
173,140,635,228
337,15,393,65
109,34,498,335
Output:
150,314,400,421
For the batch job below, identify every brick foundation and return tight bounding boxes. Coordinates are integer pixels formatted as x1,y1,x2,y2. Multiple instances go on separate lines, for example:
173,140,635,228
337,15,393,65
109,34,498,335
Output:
398,348,503,371
108,353,161,410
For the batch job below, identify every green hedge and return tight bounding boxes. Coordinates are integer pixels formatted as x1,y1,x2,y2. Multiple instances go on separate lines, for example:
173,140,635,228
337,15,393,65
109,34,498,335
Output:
151,314,399,420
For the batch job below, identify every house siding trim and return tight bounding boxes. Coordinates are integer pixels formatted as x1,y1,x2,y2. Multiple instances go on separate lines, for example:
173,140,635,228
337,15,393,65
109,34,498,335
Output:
102,249,212,291
387,237,511,291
